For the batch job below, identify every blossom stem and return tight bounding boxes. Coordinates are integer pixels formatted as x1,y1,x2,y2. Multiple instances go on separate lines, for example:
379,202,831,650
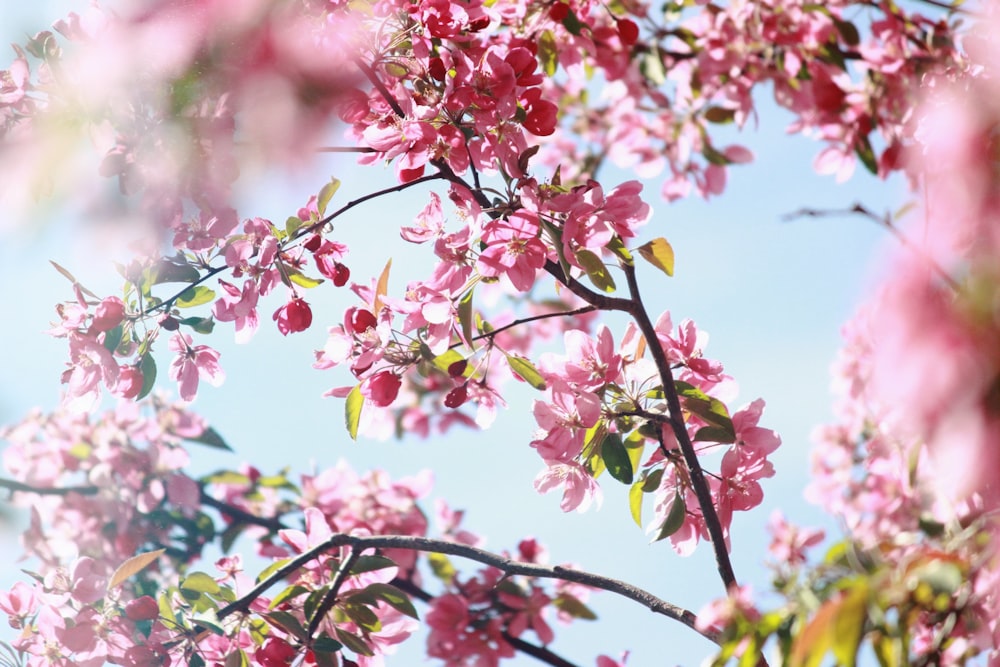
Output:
306,548,360,639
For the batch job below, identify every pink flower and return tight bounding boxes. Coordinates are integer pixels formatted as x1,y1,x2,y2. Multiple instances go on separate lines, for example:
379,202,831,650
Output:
766,510,824,567
212,279,259,343
534,461,602,512
477,212,547,292
168,333,225,401
272,296,313,335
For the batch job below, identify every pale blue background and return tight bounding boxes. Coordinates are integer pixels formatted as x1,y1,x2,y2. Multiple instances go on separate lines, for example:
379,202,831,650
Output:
0,2,902,665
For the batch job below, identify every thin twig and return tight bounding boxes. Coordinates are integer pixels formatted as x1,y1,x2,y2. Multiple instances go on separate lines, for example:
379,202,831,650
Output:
216,533,718,645
783,203,961,291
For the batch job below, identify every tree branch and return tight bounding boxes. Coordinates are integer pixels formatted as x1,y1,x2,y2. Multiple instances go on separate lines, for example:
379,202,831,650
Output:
216,533,719,646
620,263,738,592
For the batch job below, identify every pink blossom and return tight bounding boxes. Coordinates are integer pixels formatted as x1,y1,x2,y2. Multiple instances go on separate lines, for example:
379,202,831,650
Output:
477,212,547,292
167,333,225,401
766,510,824,567
534,461,602,512
212,279,260,343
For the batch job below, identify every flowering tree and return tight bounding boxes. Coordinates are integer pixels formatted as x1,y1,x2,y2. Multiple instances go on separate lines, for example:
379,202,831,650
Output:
0,0,996,665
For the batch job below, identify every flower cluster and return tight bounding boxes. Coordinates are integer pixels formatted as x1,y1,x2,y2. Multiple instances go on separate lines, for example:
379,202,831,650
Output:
530,314,780,556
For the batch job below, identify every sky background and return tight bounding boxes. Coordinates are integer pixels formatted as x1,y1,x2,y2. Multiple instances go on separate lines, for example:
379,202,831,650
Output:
0,2,908,665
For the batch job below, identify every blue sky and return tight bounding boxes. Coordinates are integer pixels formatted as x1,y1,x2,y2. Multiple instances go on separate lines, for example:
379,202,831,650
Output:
0,2,907,664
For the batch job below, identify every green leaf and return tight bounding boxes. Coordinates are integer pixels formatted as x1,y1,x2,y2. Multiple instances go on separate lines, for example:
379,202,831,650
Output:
562,8,584,35
504,353,547,390
176,286,216,309
102,324,124,354
179,316,216,334
702,144,732,166
266,611,308,641
149,258,201,285
349,555,397,575
552,594,598,620
641,467,664,492
136,354,157,401
538,30,558,76
833,17,860,46
185,426,232,451
288,269,324,289
343,601,381,632
855,134,878,175
256,558,292,584
317,178,341,217
427,552,456,584
628,480,644,526
430,349,473,377
457,289,475,347
601,433,633,484
636,238,675,277
224,650,248,667
202,470,251,486
345,384,364,440
181,572,221,596
335,628,375,657
607,235,634,266
694,425,737,444
285,216,304,238
674,381,735,439
652,492,686,542
641,46,666,85
703,106,736,124
575,248,616,292
269,585,308,610
363,583,419,620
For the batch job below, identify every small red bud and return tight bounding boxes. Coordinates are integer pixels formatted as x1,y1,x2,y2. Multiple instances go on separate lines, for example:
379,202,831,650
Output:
617,18,640,45
303,234,323,253
332,263,350,287
447,359,468,378
548,2,570,21
444,385,469,409
124,596,160,622
160,316,179,331
467,15,490,31
428,57,446,81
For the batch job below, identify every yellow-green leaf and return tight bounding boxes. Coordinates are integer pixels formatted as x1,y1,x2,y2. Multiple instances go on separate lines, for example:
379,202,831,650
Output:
317,177,341,217
176,286,216,308
345,384,364,440
288,270,324,289
108,549,166,590
575,248,616,292
637,238,675,277
504,353,546,390
628,480,644,527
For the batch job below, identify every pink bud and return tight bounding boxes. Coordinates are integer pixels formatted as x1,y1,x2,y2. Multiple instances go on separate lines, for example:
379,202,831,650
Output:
124,596,160,622
92,297,125,332
273,298,313,335
363,371,401,407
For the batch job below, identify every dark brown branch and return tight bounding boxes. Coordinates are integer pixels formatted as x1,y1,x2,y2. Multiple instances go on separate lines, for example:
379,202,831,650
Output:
316,146,377,153
216,533,718,645
620,263,738,592
307,549,361,639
